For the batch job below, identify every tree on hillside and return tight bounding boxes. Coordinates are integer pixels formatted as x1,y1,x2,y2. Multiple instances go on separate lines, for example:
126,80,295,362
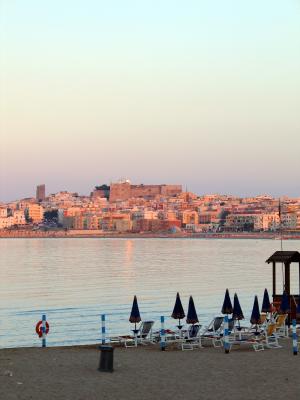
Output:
43,209,58,223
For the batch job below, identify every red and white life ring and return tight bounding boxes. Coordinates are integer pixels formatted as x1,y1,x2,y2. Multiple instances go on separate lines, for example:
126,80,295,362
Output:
35,321,50,338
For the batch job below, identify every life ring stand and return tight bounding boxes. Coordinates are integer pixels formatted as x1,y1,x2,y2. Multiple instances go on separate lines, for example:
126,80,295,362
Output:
35,320,50,338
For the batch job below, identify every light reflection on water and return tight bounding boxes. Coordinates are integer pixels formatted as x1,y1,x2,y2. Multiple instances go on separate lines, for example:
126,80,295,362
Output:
0,238,299,348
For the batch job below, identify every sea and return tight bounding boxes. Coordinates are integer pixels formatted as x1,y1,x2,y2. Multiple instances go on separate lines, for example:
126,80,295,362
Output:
0,238,299,348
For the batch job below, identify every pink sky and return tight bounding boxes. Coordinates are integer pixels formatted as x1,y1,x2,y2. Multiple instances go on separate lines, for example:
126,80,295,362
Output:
1,1,300,201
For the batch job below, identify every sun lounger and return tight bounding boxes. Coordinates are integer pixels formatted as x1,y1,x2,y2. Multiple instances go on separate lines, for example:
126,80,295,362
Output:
181,324,202,351
261,323,282,349
151,328,182,346
227,322,281,352
227,331,264,352
274,314,288,338
138,321,155,342
119,321,155,347
201,316,224,347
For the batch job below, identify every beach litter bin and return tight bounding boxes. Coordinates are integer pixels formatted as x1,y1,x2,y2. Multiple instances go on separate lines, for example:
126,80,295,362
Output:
98,345,114,372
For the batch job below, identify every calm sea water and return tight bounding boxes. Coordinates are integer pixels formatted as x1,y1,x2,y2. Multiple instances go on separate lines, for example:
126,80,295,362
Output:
1,238,299,348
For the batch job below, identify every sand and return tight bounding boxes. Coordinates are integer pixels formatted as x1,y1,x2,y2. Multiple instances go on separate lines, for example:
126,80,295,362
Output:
0,340,299,400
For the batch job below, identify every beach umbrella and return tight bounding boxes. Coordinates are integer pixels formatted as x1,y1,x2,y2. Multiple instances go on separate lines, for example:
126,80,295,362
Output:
186,296,199,325
250,295,261,333
261,288,271,314
171,292,185,329
129,295,141,333
232,293,244,322
221,289,233,315
221,289,233,345
232,293,244,339
279,291,290,314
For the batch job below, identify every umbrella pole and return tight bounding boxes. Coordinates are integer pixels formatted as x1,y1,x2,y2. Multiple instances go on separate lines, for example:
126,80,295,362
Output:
134,322,137,347
238,320,242,340
224,315,230,353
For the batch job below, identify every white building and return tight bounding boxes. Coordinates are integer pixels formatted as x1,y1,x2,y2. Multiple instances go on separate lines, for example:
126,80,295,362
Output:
254,213,280,231
281,213,297,229
0,208,8,218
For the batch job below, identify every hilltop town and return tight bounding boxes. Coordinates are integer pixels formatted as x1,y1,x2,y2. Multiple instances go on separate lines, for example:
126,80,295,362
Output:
1,180,300,237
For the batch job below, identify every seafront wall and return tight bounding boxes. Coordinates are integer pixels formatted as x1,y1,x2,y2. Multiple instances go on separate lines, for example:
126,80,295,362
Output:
1,230,300,239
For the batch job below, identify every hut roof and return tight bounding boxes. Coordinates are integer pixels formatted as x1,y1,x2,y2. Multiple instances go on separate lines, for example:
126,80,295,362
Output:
266,251,300,264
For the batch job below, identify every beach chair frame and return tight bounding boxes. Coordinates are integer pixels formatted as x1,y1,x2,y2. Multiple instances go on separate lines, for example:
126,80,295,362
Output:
120,321,155,347
261,323,282,349
181,324,203,351
200,316,224,348
227,323,281,352
274,314,289,338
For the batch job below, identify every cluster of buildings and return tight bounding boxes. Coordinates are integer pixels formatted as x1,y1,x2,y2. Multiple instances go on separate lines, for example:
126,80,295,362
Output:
1,181,300,233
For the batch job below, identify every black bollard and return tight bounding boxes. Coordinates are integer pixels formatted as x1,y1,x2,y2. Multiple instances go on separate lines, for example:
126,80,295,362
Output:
98,345,114,372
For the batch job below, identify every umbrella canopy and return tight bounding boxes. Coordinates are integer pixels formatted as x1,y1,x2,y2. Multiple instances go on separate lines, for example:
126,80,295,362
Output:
129,295,141,323
232,293,244,320
261,288,271,313
250,295,261,325
221,289,233,315
171,292,185,320
279,291,290,314
186,296,199,324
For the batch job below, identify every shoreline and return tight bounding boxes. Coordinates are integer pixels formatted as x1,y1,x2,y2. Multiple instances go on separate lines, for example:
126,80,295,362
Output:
1,231,300,240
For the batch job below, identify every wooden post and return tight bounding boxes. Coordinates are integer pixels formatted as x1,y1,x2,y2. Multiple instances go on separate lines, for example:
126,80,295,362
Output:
285,262,291,326
285,262,290,295
299,262,300,296
272,262,276,296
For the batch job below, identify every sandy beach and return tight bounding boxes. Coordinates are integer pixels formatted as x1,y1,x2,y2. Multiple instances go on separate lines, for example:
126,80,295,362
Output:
1,340,299,400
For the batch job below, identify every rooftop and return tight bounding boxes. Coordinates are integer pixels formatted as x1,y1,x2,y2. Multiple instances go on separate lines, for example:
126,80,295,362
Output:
266,251,300,263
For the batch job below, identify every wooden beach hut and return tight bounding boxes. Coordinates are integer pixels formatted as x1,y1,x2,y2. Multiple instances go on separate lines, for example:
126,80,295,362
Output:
266,251,300,325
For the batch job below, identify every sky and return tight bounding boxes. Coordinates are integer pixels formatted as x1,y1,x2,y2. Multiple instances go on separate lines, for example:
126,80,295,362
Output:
1,0,300,202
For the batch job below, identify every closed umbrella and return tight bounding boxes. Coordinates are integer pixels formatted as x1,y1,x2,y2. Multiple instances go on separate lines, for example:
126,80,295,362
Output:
221,289,233,315
232,293,244,337
221,289,233,345
171,292,185,333
250,295,261,334
261,288,271,314
129,295,141,344
279,291,290,314
186,296,199,325
233,293,244,321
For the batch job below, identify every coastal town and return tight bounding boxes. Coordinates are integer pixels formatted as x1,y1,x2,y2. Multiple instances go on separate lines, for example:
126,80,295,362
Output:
1,180,300,237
